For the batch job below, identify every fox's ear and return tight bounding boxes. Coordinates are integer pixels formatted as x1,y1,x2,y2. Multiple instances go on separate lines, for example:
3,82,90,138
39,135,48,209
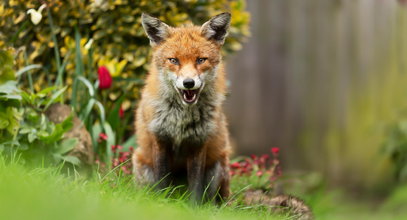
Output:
201,12,231,45
141,13,170,46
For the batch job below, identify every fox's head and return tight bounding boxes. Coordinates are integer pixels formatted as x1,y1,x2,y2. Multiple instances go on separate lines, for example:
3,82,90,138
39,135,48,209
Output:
141,13,231,105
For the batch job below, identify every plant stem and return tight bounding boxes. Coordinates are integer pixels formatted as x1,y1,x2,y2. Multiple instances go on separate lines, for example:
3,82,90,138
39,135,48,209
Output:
23,51,34,93
46,6,61,79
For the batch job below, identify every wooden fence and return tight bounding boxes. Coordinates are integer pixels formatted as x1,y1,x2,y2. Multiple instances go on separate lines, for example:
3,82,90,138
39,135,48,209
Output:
226,0,407,190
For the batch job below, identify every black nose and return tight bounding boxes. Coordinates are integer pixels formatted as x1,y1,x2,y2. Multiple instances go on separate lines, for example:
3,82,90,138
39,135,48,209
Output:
183,78,195,89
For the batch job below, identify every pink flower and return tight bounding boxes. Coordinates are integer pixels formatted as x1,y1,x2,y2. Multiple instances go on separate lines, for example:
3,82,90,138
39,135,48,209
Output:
119,106,124,118
98,133,108,143
98,66,112,89
271,147,280,156
256,171,263,177
230,162,241,169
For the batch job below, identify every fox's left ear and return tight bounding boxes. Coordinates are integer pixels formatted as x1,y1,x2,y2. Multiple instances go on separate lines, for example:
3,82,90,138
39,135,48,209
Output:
201,12,231,45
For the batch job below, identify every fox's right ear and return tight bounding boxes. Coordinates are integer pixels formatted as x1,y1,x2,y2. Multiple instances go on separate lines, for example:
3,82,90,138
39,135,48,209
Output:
141,13,170,46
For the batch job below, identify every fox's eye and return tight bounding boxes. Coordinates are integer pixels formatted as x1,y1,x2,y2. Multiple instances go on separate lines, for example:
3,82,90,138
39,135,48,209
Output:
168,58,179,65
196,58,207,65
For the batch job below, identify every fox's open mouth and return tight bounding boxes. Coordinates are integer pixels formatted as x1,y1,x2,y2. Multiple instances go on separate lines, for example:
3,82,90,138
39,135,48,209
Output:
179,89,200,104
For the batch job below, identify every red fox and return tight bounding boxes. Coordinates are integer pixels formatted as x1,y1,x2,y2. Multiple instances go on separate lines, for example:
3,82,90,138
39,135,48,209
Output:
132,13,232,202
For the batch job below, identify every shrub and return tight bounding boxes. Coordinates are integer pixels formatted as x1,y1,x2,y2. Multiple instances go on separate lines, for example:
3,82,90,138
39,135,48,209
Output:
384,119,407,183
0,0,250,120
0,49,79,166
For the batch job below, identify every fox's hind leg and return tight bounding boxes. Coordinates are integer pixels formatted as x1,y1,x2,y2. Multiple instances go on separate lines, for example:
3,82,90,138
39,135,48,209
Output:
187,147,207,203
132,150,154,185
204,161,230,203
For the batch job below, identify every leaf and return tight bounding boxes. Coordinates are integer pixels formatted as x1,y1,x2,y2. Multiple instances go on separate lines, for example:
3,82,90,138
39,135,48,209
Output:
61,155,81,165
0,81,20,100
122,135,137,151
103,122,115,163
0,117,9,129
43,86,67,111
15,64,42,77
94,100,106,124
56,138,78,155
28,132,37,143
37,86,57,97
91,122,103,152
76,76,95,97
80,98,96,122
39,115,73,143
106,95,125,131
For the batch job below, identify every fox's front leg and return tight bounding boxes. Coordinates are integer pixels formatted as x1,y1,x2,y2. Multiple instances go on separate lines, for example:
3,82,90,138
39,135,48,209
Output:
187,147,207,203
153,141,172,189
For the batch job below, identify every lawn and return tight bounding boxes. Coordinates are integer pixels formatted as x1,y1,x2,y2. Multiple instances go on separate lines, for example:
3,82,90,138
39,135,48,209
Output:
0,156,280,220
1,155,407,220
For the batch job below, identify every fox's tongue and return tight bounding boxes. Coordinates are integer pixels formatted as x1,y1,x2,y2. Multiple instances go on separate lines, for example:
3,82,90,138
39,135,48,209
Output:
181,89,199,103
185,90,194,96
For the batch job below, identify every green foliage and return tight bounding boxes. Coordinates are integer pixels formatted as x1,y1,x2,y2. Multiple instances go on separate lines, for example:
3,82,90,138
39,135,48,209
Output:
383,119,407,183
2,86,79,166
0,49,22,142
0,49,79,166
0,0,249,117
0,49,16,83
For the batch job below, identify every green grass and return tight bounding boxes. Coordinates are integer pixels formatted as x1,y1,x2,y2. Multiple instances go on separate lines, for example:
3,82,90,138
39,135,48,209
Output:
1,155,407,220
0,156,282,220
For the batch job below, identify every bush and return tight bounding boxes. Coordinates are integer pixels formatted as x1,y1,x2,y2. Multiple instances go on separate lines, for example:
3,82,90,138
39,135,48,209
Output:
384,119,407,183
0,0,249,116
0,49,79,166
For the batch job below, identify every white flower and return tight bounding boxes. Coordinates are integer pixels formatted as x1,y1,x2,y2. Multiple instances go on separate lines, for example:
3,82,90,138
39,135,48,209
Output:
84,39,94,50
27,4,46,25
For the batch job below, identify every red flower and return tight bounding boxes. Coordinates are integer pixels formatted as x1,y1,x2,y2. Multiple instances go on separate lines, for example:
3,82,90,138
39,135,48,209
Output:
98,66,112,89
119,106,124,118
271,147,280,156
129,146,134,152
256,171,263,177
98,133,108,143
111,145,117,153
230,162,241,169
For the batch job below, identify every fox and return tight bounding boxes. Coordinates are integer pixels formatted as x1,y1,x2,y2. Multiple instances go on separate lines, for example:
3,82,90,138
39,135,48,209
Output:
132,12,232,203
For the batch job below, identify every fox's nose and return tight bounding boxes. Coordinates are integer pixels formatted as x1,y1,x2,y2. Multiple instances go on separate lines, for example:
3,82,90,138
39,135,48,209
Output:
183,78,195,89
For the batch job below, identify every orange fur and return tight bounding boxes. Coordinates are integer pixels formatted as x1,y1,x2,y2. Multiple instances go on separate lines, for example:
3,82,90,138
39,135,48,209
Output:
132,13,232,201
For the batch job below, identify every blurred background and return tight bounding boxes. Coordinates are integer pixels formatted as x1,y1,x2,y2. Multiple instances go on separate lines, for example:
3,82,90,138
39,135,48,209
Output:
226,0,407,195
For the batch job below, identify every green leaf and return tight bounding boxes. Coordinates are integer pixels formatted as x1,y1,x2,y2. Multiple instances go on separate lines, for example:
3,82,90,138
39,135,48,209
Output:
16,64,42,77
106,95,125,131
0,81,20,100
43,86,67,111
37,86,57,97
94,100,106,125
76,76,95,97
28,132,37,143
122,135,137,151
56,138,78,155
80,98,96,122
39,115,73,143
61,155,81,165
103,122,115,163
0,117,9,129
